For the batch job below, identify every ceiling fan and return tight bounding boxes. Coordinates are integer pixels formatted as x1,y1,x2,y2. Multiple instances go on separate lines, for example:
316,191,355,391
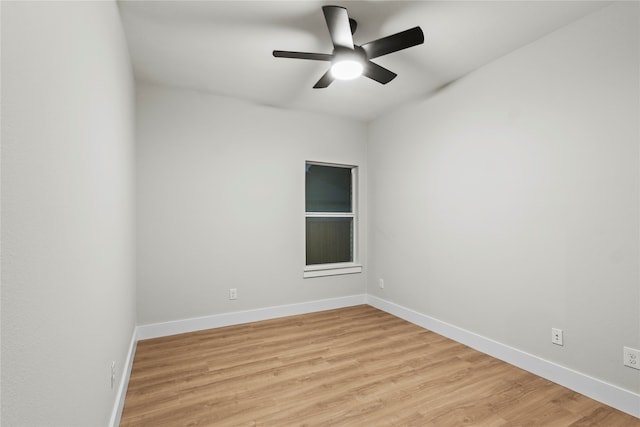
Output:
273,5,424,88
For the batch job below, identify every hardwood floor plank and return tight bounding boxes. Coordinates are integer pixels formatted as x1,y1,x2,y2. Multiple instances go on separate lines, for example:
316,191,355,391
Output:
120,305,640,426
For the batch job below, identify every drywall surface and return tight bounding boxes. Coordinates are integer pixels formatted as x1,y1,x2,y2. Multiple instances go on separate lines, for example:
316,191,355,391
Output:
136,83,368,324
1,2,136,425
368,2,639,393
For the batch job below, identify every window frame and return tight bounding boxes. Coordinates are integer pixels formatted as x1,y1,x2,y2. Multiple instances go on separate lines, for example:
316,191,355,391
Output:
303,161,362,278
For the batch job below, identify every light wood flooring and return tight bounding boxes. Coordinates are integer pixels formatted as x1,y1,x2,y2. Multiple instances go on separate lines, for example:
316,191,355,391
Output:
120,305,640,426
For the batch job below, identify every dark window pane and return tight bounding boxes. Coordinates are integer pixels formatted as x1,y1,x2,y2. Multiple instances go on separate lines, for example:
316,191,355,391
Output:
306,164,352,212
306,217,353,265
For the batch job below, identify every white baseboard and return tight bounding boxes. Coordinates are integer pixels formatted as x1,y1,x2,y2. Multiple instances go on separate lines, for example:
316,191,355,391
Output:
366,294,640,419
136,294,368,340
109,328,138,427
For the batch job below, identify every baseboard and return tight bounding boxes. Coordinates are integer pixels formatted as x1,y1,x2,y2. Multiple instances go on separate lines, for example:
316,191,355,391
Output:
366,294,640,419
136,294,368,340
109,328,138,427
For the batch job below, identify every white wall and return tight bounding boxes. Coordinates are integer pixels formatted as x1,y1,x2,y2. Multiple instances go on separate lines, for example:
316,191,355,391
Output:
1,2,136,425
136,83,367,325
368,2,639,394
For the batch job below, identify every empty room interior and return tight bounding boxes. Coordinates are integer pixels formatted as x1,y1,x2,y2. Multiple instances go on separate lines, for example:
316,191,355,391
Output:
2,0,640,426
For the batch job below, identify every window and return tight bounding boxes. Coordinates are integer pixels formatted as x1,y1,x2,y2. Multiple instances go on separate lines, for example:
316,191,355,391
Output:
304,162,362,278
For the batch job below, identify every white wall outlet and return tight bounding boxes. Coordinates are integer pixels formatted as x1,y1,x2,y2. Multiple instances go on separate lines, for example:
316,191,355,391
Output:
229,288,237,300
110,361,116,389
623,346,640,370
379,278,384,289
551,328,563,346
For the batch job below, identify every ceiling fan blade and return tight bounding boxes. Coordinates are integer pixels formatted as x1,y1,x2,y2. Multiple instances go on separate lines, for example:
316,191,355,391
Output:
273,51,333,61
313,70,334,89
363,61,397,85
361,26,424,59
322,5,354,50
349,18,357,35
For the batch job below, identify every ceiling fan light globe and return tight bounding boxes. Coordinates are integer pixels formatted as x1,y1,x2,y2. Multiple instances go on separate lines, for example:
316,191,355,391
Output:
330,60,363,80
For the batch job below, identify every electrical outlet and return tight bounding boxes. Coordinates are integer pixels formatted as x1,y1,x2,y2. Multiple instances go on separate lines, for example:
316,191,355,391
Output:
229,288,237,300
551,328,563,346
623,347,640,370
110,361,116,389
379,278,384,289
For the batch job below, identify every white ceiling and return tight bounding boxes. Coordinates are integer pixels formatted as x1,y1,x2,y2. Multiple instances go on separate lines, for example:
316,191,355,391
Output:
118,1,609,122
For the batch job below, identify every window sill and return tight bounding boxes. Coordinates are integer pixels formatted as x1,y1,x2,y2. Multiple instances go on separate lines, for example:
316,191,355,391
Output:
303,263,363,278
